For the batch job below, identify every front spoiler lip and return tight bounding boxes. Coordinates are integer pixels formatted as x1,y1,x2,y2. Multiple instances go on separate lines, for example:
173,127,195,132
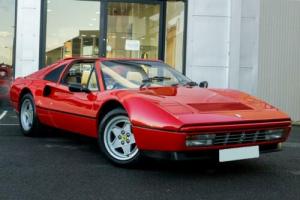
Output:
141,143,282,161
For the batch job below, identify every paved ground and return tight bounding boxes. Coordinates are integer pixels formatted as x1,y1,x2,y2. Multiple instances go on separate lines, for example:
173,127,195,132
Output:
0,105,299,200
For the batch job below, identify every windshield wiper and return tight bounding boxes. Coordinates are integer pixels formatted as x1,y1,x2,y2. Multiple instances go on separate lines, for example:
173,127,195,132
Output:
171,81,198,87
184,81,198,86
140,76,171,89
142,76,171,83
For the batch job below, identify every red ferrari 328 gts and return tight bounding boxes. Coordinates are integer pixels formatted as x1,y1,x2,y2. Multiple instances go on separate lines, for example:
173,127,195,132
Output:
10,58,291,166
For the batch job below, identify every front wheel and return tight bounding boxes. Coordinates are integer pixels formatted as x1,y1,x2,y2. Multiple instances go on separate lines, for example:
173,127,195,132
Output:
98,108,141,166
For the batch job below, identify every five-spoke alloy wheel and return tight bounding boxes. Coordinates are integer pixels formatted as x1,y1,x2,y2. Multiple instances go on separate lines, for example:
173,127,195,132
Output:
20,99,34,132
19,93,41,136
99,108,141,166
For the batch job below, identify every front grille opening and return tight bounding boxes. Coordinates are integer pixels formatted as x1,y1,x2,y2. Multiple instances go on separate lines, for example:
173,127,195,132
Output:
186,129,285,147
213,129,283,145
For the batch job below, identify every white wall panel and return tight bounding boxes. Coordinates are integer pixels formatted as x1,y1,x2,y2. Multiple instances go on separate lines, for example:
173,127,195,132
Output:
238,0,260,93
191,0,230,16
241,0,258,18
186,0,230,88
15,0,41,78
189,16,229,67
258,0,300,120
239,67,256,93
188,66,228,88
186,0,259,92
240,18,257,68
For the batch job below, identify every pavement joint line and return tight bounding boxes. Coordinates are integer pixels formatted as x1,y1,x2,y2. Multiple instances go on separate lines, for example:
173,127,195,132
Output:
290,171,300,176
0,110,8,120
0,124,20,126
292,122,300,126
283,142,300,148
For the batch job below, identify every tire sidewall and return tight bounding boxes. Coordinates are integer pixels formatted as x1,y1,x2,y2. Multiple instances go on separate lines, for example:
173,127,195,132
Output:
98,108,141,166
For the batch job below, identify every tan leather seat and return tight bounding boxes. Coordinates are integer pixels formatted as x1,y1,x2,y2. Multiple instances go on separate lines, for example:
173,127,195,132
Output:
126,72,143,83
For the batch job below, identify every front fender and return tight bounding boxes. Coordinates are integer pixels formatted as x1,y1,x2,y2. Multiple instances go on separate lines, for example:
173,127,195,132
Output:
122,96,183,131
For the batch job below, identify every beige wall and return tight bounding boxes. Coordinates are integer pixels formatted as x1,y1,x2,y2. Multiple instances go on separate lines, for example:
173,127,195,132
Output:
258,0,300,121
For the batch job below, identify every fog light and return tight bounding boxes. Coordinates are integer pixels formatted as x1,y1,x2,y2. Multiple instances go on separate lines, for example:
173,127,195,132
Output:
186,134,216,147
265,129,284,140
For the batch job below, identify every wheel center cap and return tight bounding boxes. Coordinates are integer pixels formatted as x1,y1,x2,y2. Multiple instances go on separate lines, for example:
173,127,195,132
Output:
121,135,128,142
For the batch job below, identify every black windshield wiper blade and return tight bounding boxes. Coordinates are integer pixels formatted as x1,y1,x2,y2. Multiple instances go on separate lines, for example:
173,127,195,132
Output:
142,76,171,83
140,76,171,89
183,81,198,86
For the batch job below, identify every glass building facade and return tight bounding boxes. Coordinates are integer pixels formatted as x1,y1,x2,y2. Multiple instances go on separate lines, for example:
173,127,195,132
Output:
0,0,16,67
44,0,186,72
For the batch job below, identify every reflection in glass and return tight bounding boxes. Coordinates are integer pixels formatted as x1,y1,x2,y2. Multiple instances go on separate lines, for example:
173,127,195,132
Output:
0,0,15,105
0,0,16,66
106,3,160,59
46,0,100,65
165,1,185,72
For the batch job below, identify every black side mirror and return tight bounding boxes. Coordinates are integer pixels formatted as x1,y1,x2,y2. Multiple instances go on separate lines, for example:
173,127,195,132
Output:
199,81,208,88
69,84,91,93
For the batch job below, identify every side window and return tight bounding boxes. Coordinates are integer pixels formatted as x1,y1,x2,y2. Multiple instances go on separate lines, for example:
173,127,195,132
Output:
44,65,66,82
87,70,99,91
61,62,94,86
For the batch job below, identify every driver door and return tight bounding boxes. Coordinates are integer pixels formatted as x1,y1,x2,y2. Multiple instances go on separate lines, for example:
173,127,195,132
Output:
48,61,100,137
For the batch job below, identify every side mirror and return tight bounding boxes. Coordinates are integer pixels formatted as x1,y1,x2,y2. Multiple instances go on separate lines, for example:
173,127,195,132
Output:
69,84,91,93
199,81,208,88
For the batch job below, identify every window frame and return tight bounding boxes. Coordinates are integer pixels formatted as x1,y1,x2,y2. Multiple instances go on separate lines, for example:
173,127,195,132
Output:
59,60,100,92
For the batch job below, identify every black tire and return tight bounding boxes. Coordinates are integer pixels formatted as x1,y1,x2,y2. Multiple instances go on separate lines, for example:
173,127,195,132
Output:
19,93,41,136
98,108,142,167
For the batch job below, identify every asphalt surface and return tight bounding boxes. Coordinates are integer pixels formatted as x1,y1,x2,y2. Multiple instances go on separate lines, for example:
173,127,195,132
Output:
0,104,300,200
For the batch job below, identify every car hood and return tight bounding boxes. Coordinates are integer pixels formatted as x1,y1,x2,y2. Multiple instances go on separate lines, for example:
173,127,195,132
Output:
115,86,290,130
136,86,269,112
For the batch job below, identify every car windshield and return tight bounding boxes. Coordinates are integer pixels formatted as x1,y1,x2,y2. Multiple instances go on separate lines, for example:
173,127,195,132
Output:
101,60,193,90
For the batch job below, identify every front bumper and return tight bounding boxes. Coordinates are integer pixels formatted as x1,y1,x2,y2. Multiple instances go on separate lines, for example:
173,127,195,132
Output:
132,120,291,153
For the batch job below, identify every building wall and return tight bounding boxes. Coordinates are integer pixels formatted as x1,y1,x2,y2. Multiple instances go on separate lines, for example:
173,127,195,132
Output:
239,0,260,94
15,0,261,93
12,0,299,120
185,0,260,92
258,0,300,121
15,0,41,77
186,0,230,88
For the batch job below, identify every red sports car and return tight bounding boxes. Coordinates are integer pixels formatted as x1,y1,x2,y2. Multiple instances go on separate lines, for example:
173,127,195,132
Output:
10,58,291,166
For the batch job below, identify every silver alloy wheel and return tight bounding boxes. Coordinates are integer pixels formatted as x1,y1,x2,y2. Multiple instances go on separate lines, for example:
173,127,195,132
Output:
20,99,34,131
103,116,138,161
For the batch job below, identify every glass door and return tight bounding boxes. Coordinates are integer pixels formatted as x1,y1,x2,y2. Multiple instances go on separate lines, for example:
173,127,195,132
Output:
103,2,162,60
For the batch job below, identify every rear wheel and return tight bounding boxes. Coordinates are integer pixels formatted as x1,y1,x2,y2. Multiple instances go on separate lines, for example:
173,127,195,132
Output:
98,108,141,166
19,93,41,136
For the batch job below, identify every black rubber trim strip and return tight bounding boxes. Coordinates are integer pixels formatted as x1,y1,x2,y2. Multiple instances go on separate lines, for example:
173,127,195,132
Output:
36,105,96,120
